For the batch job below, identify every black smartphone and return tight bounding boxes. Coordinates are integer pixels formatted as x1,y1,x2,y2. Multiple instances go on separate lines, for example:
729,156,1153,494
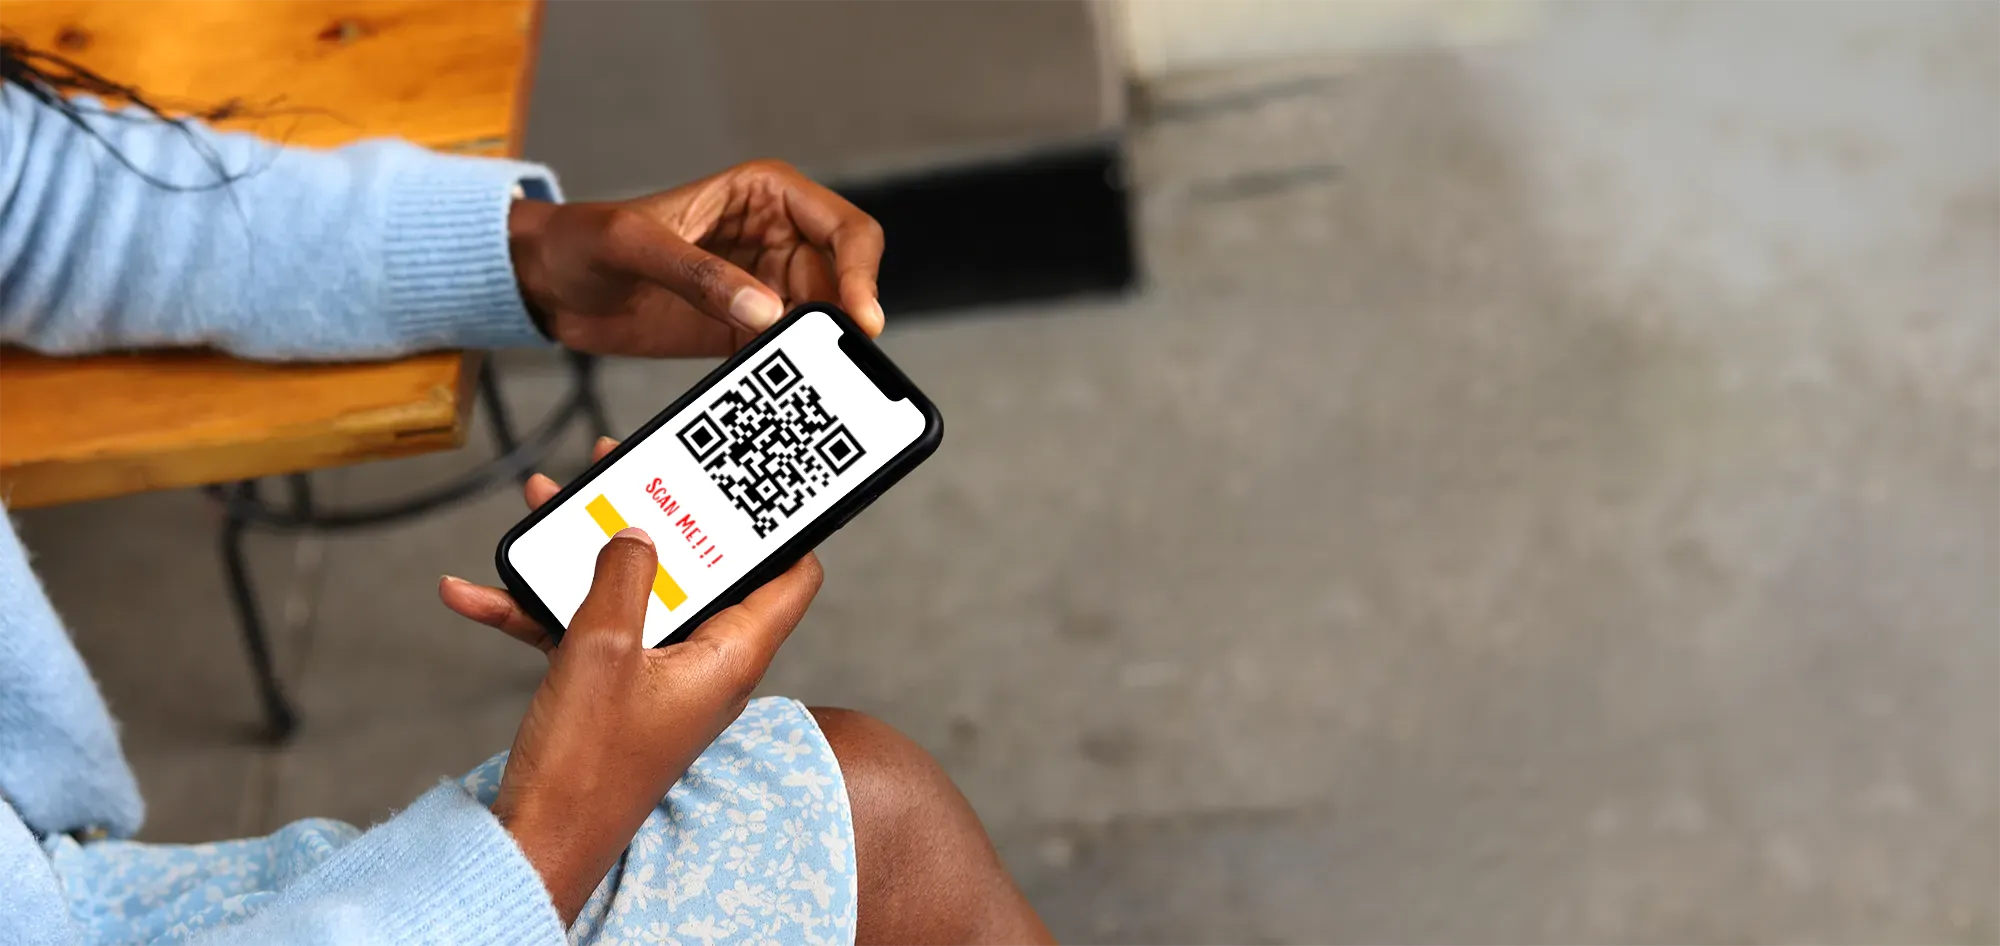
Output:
496,303,942,648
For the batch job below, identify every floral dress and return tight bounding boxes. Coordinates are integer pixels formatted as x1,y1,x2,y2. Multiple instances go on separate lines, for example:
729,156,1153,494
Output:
43,698,858,946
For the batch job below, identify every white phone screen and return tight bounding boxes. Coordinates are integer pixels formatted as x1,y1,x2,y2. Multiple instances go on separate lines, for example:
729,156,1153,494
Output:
507,310,926,646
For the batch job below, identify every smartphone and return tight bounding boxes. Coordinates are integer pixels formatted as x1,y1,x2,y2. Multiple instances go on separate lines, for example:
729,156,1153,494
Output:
496,304,942,648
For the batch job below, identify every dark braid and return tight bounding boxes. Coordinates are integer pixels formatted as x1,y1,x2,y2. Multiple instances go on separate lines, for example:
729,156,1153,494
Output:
0,32,290,190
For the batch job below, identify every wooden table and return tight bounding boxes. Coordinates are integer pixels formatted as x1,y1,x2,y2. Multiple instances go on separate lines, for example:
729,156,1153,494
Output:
0,0,541,509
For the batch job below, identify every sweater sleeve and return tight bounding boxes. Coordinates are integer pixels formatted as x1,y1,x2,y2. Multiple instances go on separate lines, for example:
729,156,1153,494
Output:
0,84,561,360
0,511,145,840
188,781,567,946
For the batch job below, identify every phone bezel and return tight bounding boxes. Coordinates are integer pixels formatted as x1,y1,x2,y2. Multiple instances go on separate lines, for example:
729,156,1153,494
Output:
493,303,944,648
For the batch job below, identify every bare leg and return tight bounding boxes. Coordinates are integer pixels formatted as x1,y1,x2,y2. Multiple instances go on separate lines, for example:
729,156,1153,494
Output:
810,708,1054,945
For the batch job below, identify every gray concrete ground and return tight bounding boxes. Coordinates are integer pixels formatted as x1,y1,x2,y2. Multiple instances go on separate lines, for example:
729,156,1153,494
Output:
14,4,1997,943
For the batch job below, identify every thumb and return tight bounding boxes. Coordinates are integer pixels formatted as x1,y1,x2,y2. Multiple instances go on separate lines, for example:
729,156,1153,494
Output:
565,527,659,650
600,211,784,334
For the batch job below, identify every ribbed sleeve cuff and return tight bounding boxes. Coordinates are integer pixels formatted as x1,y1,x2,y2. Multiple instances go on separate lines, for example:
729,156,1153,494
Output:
380,156,564,351
297,781,565,946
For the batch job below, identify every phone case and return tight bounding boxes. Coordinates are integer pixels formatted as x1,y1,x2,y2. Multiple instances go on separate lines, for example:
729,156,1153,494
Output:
494,303,944,647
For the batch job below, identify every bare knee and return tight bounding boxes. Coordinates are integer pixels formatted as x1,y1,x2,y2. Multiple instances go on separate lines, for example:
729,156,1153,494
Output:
809,706,983,880
809,707,1051,945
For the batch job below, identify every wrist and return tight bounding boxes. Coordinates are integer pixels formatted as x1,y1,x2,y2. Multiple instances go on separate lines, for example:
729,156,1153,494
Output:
499,776,668,926
497,796,600,926
508,199,562,340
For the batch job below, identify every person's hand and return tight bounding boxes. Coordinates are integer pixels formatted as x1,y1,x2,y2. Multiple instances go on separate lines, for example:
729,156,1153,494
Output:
509,159,885,358
439,439,822,924
439,437,632,652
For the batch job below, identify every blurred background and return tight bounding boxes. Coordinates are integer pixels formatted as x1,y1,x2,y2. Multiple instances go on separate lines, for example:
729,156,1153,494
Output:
6,0,1996,942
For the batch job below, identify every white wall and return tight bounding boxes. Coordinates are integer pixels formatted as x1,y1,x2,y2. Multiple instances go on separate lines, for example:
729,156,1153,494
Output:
1115,0,1542,78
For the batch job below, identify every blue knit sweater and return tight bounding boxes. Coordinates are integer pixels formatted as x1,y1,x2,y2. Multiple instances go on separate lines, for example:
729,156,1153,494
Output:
0,85,567,943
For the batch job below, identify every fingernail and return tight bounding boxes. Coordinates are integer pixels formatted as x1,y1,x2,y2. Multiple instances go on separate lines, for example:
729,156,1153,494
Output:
595,436,618,451
729,287,782,331
614,526,653,547
440,574,466,587
870,298,886,327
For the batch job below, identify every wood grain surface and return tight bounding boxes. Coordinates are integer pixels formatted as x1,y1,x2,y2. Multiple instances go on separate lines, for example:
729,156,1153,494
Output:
0,349,478,508
0,0,538,509
0,0,537,154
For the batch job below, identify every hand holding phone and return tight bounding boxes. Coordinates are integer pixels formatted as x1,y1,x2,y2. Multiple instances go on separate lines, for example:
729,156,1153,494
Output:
479,527,823,924
437,435,631,652
495,304,941,648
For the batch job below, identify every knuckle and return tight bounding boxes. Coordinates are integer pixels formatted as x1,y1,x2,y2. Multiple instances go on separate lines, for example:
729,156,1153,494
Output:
566,626,635,666
698,634,768,700
743,157,797,179
680,252,732,298
831,216,883,257
599,207,656,255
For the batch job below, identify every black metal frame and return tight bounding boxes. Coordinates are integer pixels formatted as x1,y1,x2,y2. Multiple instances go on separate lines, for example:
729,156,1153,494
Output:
202,351,611,742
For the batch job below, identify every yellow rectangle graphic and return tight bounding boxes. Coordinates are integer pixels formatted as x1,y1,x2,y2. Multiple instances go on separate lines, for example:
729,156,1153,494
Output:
650,564,689,610
584,494,627,533
583,494,687,610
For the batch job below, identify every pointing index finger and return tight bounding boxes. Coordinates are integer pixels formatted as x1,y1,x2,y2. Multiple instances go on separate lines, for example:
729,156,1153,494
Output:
600,210,784,334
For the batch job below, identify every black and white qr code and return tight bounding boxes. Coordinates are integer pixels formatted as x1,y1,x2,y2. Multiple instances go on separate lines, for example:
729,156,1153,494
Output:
675,350,867,538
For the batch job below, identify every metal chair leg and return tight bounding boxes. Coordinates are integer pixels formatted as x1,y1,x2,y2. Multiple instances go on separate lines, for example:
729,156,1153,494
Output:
209,352,607,742
478,361,533,486
219,482,298,743
285,473,314,518
568,351,615,442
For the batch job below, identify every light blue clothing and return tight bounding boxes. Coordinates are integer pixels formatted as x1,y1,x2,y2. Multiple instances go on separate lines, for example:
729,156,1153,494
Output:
46,700,857,946
0,85,857,944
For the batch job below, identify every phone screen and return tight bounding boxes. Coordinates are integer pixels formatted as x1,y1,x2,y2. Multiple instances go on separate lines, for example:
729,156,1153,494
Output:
506,310,927,646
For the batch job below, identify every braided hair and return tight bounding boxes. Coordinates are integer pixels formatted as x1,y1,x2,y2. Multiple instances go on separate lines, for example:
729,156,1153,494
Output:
1,33,274,189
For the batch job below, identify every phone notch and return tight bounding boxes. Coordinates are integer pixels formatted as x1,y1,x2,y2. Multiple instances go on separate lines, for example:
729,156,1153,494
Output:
839,330,911,403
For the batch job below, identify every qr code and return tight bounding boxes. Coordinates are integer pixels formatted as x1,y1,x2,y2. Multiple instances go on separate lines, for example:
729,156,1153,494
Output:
676,350,866,537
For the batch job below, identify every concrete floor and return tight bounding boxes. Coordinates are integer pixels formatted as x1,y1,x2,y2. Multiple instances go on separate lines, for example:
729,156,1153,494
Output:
15,3,1997,943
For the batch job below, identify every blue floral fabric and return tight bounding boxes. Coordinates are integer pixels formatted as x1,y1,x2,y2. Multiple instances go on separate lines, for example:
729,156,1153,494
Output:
43,698,857,946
